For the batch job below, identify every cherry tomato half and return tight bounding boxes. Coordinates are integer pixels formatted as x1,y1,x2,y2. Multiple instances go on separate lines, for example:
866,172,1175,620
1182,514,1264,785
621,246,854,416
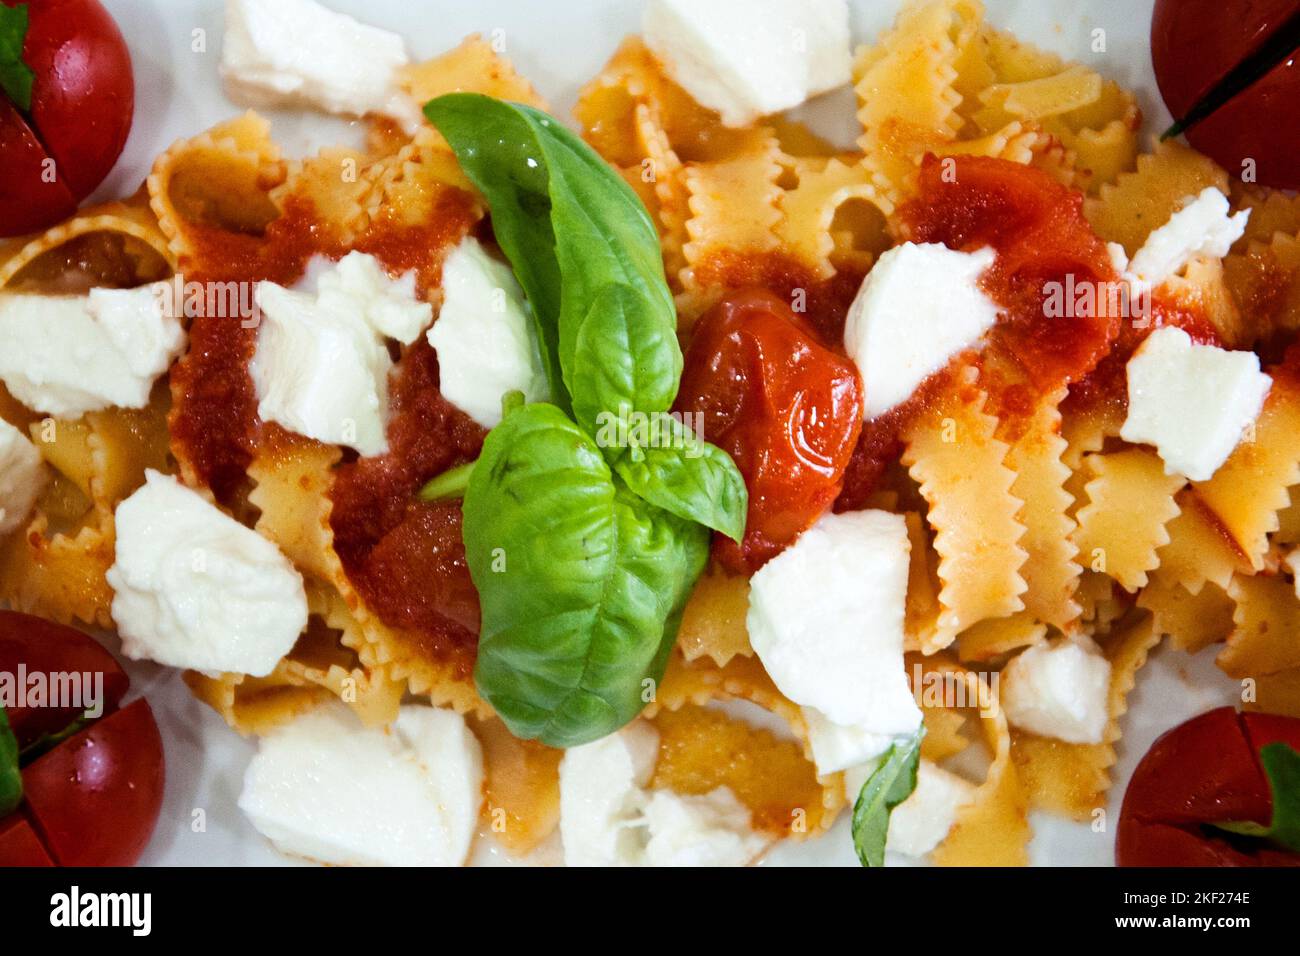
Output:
1153,0,1300,190
0,612,164,867
1117,706,1300,866
676,288,864,574
0,0,134,236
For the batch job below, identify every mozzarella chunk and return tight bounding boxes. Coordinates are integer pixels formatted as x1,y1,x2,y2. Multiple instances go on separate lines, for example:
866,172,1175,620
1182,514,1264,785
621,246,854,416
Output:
1121,326,1271,481
250,252,432,457
642,788,767,867
1000,637,1111,744
748,510,922,732
801,706,896,776
1128,188,1250,286
107,470,308,677
0,285,186,419
239,702,483,866
426,237,550,428
221,0,420,128
0,419,46,536
844,759,976,858
644,0,851,127
844,244,1000,418
559,722,764,866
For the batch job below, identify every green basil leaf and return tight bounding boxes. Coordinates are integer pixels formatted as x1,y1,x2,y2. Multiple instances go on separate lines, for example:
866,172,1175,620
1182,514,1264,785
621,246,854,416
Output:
464,402,709,748
851,725,926,867
0,706,22,816
423,94,568,412
607,414,748,543
0,3,34,112
1212,742,1300,852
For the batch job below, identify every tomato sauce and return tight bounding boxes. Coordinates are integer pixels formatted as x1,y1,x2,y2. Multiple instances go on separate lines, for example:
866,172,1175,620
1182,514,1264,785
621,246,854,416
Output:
167,186,485,651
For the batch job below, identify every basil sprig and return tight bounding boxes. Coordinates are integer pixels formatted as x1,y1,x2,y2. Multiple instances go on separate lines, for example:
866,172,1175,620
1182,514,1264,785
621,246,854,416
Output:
0,3,33,112
0,706,22,816
425,94,746,542
851,725,926,867
423,96,746,746
1210,742,1300,853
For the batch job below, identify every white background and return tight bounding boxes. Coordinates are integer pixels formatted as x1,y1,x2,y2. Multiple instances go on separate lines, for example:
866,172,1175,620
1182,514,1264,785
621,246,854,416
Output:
88,0,1243,866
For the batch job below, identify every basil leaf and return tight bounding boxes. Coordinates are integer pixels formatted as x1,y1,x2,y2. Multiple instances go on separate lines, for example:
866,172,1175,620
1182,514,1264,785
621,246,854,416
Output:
0,706,22,816
1211,742,1300,852
851,726,926,867
609,414,748,543
0,3,34,112
464,403,709,748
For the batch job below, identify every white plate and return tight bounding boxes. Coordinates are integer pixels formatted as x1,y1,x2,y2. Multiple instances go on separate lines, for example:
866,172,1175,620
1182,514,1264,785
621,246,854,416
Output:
88,0,1244,866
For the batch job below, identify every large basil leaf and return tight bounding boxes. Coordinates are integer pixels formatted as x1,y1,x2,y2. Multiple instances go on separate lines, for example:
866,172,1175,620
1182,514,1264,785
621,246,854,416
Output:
463,402,709,748
851,725,926,867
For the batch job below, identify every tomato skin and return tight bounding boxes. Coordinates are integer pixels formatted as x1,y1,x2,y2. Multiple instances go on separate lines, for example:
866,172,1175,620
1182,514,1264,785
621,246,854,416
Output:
1152,0,1300,190
1117,707,1300,867
0,813,55,866
20,698,165,867
676,289,863,573
0,610,129,747
0,97,76,235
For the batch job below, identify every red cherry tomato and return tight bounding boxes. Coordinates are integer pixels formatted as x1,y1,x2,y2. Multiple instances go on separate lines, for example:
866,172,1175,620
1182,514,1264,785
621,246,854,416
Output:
1152,0,1300,189
0,0,134,236
0,612,164,866
21,699,164,866
676,288,864,573
1117,707,1300,866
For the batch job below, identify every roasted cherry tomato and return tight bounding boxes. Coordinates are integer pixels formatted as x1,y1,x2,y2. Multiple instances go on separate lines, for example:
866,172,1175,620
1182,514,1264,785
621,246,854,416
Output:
1153,0,1300,189
0,0,135,236
1117,707,1300,867
676,288,863,573
0,611,164,867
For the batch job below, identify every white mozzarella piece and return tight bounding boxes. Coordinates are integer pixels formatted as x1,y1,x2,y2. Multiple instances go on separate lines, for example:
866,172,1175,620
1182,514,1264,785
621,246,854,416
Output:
1128,187,1250,286
558,722,765,866
0,419,46,536
107,470,308,677
843,243,1000,419
801,706,895,776
1121,325,1271,481
642,788,767,867
844,759,977,858
1000,637,1112,744
643,0,851,127
221,0,420,128
426,237,550,428
239,702,483,866
250,252,432,457
0,284,186,419
747,510,922,732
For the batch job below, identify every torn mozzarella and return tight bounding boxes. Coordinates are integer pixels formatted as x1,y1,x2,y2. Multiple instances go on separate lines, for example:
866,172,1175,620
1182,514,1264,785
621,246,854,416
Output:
1000,637,1111,744
250,252,433,457
1127,188,1250,286
747,510,922,734
843,243,1000,419
107,470,308,677
0,284,185,419
426,237,549,428
643,0,851,127
239,702,484,866
1120,325,1271,481
221,0,420,128
844,759,976,858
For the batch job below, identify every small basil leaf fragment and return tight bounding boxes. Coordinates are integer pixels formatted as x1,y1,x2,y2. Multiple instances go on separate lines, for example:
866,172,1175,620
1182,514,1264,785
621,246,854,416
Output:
851,725,926,867
1211,742,1300,853
463,403,709,748
0,3,34,112
0,705,22,816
